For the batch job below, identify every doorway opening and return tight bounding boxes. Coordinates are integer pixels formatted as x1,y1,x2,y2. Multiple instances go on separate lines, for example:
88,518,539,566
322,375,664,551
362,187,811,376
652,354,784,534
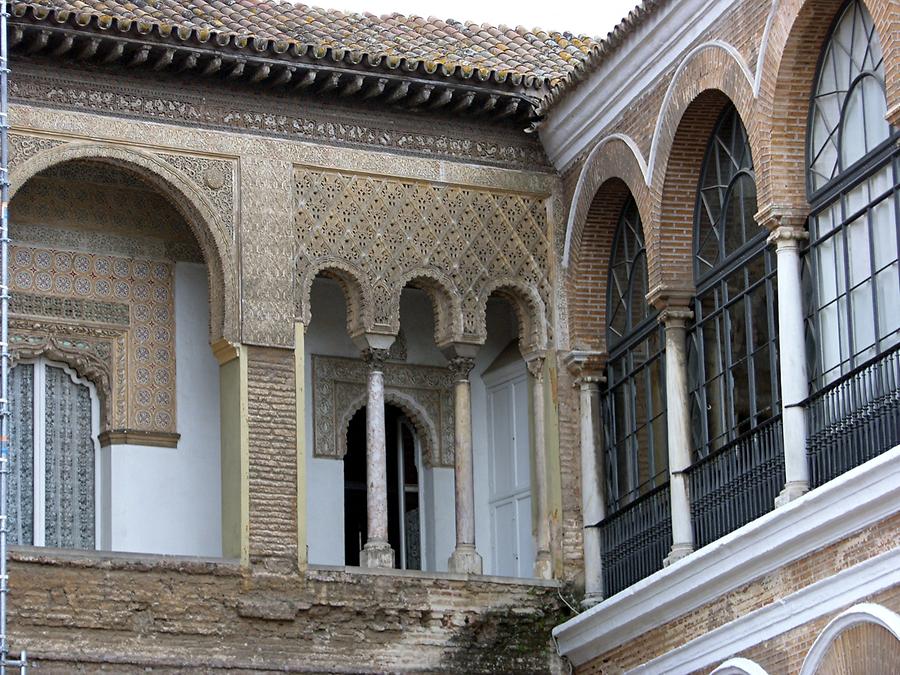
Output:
344,404,423,569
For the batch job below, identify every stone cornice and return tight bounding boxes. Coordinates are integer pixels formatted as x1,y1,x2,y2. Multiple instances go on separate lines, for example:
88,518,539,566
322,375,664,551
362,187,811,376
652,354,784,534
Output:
99,429,181,448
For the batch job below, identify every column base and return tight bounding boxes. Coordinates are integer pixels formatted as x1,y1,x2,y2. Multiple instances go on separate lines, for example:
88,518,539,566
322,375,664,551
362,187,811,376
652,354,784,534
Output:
775,480,809,507
533,551,553,580
448,544,483,575
581,592,604,610
360,541,395,569
664,543,693,567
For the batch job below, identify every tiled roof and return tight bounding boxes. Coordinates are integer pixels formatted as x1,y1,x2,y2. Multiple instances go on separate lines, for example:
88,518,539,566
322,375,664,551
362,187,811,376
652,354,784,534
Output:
15,0,602,87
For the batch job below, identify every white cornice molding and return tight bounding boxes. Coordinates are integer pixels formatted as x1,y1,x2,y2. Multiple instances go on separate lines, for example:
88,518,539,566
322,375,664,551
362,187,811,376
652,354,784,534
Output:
552,445,900,667
632,549,900,673
540,0,739,171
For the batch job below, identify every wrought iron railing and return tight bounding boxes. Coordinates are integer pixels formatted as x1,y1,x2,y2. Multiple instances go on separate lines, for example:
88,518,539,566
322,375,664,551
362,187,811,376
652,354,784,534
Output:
598,482,671,597
806,343,900,489
685,415,785,549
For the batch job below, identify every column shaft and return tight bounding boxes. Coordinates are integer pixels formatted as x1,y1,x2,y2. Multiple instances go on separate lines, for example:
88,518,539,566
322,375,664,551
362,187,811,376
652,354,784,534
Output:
770,226,811,504
529,358,553,580
579,378,605,605
359,348,394,569
447,356,482,574
661,309,694,564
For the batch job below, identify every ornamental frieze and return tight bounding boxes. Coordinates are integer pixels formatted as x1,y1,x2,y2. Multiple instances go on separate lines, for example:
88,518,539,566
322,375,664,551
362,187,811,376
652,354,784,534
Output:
312,355,454,468
10,67,548,171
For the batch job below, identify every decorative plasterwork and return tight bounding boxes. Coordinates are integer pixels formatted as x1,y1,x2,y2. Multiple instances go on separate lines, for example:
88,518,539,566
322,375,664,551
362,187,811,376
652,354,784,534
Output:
312,355,454,468
156,153,237,241
295,167,551,352
10,67,549,171
9,136,239,343
10,245,176,436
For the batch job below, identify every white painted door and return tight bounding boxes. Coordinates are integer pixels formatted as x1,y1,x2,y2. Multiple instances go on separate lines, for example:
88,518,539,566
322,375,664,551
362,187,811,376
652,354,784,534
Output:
486,365,534,578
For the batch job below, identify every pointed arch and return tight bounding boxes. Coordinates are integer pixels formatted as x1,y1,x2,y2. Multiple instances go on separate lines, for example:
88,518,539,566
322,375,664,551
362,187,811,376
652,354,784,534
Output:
10,143,237,342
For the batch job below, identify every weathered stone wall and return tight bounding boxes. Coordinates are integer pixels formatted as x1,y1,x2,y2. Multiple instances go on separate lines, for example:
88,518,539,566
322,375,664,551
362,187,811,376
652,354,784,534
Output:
7,551,568,673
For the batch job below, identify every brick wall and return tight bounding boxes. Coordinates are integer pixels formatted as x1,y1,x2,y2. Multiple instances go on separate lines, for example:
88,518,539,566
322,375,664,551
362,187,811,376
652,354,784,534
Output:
247,346,298,572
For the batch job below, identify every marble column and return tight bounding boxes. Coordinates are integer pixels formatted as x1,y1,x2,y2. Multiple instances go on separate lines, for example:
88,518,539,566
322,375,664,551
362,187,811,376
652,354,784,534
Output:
660,307,695,565
578,374,606,606
769,225,811,505
359,347,395,569
527,356,553,580
446,354,482,574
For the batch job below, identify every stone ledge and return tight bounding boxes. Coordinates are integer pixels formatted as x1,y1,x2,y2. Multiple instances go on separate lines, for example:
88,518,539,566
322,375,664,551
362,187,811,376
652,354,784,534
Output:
9,546,241,575
307,563,564,588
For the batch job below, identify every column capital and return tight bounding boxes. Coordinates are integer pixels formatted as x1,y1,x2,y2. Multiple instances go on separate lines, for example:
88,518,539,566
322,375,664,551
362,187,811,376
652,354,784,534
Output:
658,307,693,328
767,224,809,251
564,349,606,378
886,101,900,129
647,284,694,313
755,203,808,231
362,347,391,372
525,355,545,380
447,356,477,381
211,338,241,366
576,374,605,389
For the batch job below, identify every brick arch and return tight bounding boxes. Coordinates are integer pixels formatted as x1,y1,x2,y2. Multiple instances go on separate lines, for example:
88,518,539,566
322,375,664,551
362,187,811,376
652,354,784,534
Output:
11,144,237,342
392,268,464,347
756,0,898,217
299,260,371,339
650,85,754,297
563,134,650,269
567,178,638,353
475,279,547,358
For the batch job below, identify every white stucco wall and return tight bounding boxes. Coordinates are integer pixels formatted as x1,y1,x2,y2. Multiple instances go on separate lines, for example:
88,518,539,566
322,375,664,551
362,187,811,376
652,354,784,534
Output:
105,262,222,557
305,279,504,570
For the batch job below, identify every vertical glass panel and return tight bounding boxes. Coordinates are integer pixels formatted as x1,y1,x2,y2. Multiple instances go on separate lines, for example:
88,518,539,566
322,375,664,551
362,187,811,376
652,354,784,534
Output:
9,364,34,546
43,365,95,549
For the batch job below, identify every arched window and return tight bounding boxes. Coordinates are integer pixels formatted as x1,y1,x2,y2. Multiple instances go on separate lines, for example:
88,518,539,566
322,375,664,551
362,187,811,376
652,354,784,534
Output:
804,0,899,486
688,104,780,460
9,358,99,549
806,0,899,384
603,198,667,512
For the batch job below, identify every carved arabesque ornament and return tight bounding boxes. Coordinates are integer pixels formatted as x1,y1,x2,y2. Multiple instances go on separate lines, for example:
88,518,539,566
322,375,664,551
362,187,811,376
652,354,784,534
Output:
295,168,551,353
312,355,455,467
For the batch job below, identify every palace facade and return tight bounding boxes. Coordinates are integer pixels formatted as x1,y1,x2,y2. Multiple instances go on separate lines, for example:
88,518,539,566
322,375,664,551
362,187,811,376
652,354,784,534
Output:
4,0,900,672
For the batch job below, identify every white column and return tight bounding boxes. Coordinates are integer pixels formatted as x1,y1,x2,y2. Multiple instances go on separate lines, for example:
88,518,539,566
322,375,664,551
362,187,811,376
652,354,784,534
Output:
359,347,395,569
769,225,811,505
527,356,553,580
579,375,605,606
447,355,482,574
660,307,695,565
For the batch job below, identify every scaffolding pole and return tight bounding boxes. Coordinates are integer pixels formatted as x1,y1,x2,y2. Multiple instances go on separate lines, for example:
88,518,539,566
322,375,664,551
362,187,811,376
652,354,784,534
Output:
0,0,27,669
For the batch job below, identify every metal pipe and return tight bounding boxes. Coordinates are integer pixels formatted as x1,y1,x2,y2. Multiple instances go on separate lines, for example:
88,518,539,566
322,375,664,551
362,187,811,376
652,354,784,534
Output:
0,0,26,668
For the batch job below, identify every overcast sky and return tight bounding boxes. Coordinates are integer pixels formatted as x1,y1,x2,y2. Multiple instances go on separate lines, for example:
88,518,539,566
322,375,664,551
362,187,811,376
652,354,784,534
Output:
315,0,640,37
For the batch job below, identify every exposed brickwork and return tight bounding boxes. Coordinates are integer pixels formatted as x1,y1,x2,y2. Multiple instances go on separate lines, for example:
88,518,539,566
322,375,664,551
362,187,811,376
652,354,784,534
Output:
6,551,568,673
247,346,298,572
578,512,900,673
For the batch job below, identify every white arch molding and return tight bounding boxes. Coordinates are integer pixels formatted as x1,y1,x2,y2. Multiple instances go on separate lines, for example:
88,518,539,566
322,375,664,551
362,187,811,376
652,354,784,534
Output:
711,657,770,675
800,603,900,675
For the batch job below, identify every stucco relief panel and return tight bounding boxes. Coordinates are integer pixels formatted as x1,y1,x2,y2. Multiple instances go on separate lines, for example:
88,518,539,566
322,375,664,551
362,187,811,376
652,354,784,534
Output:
312,355,455,467
9,245,176,435
294,167,552,346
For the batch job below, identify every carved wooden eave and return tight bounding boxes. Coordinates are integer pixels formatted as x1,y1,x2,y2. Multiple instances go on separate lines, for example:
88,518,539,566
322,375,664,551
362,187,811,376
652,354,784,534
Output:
10,6,548,128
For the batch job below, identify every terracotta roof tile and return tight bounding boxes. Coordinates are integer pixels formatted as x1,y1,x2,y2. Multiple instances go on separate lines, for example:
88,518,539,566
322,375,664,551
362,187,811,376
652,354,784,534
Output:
16,0,602,85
